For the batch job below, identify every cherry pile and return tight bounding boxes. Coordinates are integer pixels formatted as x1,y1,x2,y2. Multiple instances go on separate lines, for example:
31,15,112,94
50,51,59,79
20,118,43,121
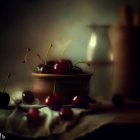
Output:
45,94,93,109
21,88,95,119
45,94,95,120
32,42,88,75
35,59,86,75
36,60,55,74
20,90,94,120
0,85,96,123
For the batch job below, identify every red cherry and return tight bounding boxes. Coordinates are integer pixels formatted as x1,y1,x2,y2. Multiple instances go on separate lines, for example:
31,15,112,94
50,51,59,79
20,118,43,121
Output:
45,93,62,110
36,61,55,74
59,107,73,120
53,93,63,104
53,59,72,74
37,64,52,74
0,92,10,109
27,108,40,121
72,95,90,108
22,90,34,104
0,73,11,109
47,60,55,68
45,95,55,107
70,66,83,74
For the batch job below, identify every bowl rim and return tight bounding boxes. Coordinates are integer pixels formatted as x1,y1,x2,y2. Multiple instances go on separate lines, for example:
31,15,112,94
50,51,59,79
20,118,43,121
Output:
32,72,93,78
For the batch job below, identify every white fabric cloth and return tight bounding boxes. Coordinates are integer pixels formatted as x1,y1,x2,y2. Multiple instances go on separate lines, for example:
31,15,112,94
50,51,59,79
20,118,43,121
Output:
0,103,116,140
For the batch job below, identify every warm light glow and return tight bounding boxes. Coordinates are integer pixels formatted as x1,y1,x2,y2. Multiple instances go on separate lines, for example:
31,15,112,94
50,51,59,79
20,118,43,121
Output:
89,33,97,48
11,90,22,99
109,52,114,61
87,32,97,61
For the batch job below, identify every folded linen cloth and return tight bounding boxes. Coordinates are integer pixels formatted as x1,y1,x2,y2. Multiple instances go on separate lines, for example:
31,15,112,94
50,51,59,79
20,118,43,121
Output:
0,102,116,139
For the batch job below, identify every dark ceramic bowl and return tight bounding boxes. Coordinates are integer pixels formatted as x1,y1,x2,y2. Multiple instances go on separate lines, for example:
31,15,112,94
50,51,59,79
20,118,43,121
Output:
32,73,93,104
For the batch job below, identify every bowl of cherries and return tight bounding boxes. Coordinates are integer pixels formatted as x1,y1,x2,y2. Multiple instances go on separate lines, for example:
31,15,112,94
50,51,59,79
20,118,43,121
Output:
32,58,92,104
28,44,93,104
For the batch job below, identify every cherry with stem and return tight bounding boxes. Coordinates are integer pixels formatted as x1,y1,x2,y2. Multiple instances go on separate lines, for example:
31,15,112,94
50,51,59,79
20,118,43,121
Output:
36,53,45,64
22,48,34,71
0,73,11,109
59,107,73,120
61,40,72,59
22,48,31,64
36,44,55,74
45,43,53,65
45,80,62,110
53,40,73,74
72,80,91,109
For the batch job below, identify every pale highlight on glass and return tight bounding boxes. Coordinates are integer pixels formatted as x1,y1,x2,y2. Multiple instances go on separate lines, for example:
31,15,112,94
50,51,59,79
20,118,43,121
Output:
87,32,97,61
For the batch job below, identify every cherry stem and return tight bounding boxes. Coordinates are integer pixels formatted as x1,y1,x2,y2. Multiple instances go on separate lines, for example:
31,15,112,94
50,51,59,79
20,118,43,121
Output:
53,80,56,93
45,44,53,65
22,48,35,71
74,61,91,67
36,53,45,64
61,40,72,59
22,48,31,64
12,97,22,106
3,73,11,93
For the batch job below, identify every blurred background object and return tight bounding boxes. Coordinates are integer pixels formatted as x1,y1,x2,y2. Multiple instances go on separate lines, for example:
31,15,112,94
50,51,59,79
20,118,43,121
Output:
87,25,113,99
109,4,140,99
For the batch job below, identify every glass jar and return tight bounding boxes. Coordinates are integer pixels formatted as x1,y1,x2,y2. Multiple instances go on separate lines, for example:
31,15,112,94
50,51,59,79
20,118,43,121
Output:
87,25,113,99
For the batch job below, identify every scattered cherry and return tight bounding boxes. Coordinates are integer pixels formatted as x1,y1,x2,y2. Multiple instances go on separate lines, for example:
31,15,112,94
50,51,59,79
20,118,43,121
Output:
53,93,63,104
45,95,55,108
45,93,62,110
53,59,72,74
0,73,11,109
59,107,73,120
27,108,40,121
22,90,34,104
112,94,125,108
72,95,91,108
0,92,10,109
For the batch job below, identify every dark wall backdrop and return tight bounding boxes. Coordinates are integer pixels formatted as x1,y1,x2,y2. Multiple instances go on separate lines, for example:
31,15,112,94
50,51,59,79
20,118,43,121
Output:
0,0,139,97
